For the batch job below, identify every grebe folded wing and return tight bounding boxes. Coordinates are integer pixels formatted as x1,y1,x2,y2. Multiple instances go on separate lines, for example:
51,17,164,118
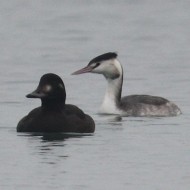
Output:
120,95,181,116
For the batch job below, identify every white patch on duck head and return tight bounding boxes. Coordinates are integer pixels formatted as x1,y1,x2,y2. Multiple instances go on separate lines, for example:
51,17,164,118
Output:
43,85,52,93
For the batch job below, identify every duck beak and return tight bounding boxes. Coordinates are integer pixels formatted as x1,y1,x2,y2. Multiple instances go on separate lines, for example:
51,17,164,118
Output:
26,88,47,98
71,65,93,75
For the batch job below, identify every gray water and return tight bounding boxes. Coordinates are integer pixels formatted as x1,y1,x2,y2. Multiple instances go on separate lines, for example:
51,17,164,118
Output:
0,0,190,189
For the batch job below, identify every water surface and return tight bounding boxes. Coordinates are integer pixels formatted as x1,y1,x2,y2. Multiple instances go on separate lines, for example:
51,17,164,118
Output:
0,0,190,189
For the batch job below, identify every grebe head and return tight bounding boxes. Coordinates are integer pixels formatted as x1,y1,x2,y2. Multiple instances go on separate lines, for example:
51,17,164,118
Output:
26,73,66,103
72,52,122,80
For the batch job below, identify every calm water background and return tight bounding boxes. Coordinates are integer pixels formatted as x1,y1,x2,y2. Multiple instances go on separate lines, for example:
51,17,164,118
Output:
0,0,190,189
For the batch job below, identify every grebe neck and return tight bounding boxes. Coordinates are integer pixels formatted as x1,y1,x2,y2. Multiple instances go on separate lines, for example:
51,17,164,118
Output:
100,60,123,113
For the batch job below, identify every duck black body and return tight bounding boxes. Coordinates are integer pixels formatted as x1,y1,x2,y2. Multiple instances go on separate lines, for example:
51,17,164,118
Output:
72,52,181,117
17,73,95,133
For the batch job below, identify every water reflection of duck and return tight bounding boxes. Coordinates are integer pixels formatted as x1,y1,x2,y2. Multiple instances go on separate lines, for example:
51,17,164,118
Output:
17,73,95,133
72,52,181,117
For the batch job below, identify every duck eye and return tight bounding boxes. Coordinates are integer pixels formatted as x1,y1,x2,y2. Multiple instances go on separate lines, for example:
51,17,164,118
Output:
43,85,52,92
96,63,100,67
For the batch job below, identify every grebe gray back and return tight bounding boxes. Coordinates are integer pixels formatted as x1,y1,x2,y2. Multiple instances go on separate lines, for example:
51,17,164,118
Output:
72,52,181,117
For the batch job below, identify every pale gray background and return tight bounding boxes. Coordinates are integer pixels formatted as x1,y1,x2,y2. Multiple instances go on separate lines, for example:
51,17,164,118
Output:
0,0,190,189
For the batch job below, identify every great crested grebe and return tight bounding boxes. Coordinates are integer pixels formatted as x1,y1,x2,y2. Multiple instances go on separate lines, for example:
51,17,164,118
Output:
72,52,181,117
